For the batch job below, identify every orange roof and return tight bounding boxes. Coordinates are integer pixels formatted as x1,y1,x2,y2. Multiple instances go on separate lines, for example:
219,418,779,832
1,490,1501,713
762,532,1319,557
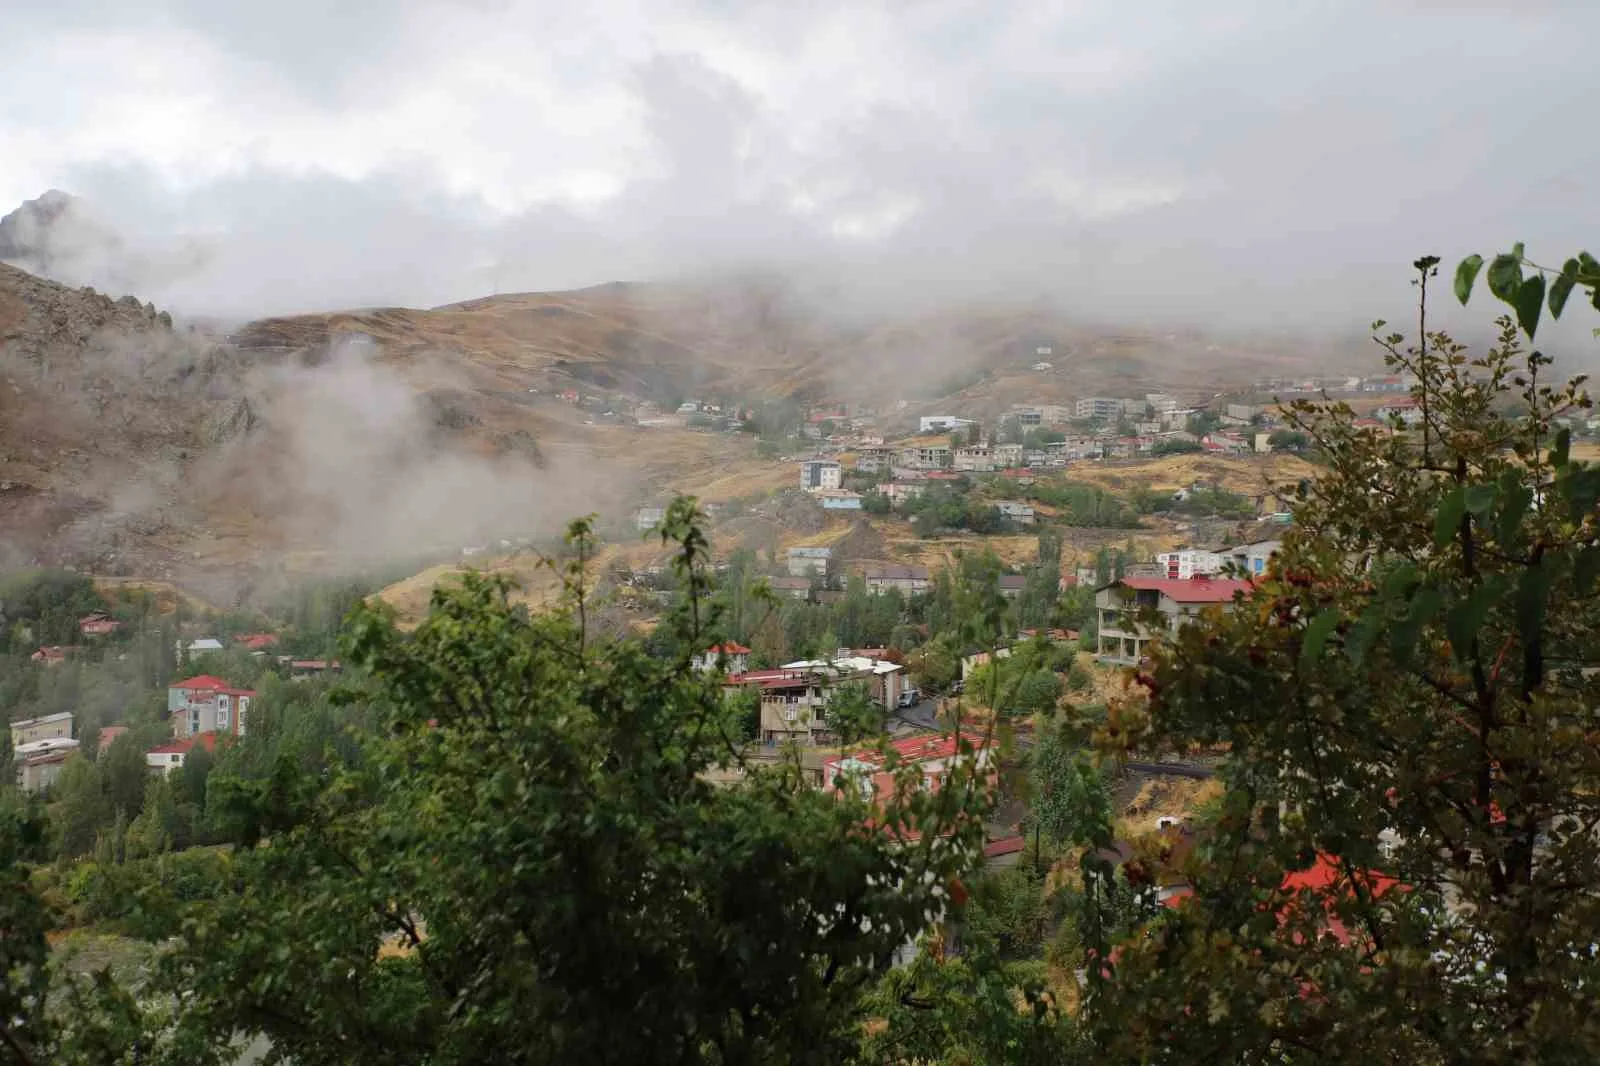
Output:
705,642,751,655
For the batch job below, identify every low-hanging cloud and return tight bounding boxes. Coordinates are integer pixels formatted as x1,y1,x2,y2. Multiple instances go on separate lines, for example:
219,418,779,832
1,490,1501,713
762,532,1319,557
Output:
0,0,1596,348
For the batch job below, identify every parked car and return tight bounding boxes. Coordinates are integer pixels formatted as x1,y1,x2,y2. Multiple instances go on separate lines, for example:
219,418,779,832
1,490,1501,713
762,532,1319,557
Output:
897,688,920,708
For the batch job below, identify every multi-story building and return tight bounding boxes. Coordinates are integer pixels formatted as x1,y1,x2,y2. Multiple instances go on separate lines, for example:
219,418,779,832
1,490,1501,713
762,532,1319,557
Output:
861,563,931,595
1154,549,1225,580
799,459,844,492
10,711,73,749
1074,397,1123,421
787,546,834,578
1095,577,1252,663
853,447,893,474
992,443,1025,468
729,655,907,744
692,643,751,674
953,445,995,472
885,482,927,508
1146,394,1179,413
898,444,951,470
167,675,256,739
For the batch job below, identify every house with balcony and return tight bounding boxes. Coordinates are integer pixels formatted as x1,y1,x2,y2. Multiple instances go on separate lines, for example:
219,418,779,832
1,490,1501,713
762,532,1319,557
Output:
14,737,80,792
1095,576,1253,663
729,655,907,744
167,675,256,739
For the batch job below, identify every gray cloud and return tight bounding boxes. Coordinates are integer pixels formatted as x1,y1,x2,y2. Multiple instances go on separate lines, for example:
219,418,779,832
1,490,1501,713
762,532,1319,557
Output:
1,0,1596,350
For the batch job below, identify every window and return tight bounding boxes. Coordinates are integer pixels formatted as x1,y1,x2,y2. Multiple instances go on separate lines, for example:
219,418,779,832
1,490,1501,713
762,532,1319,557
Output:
217,694,230,730
189,708,201,735
238,696,250,736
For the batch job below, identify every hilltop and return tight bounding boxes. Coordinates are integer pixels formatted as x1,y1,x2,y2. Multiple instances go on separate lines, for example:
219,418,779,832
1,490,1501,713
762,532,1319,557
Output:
1,247,1351,605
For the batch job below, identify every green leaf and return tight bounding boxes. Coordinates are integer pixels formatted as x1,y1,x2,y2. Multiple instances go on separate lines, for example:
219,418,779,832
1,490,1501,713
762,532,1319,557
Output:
1453,255,1484,304
1486,254,1522,303
1497,481,1533,546
1564,467,1600,522
1433,488,1465,549
1576,546,1600,595
1300,610,1340,668
1550,259,1581,319
1390,586,1441,662
1515,560,1552,648
1463,483,1498,517
1514,274,1545,339
1344,611,1379,666
1553,427,1572,470
1445,578,1503,663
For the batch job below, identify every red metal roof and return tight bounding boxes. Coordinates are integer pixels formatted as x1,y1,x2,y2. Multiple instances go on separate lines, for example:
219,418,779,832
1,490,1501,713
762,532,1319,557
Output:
172,674,229,690
983,835,1026,858
170,675,257,696
1114,576,1253,603
824,731,990,773
234,633,278,650
704,642,751,655
148,733,221,756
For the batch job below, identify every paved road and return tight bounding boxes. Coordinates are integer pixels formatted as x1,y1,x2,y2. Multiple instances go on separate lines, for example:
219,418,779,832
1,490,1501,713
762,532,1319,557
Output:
891,697,942,733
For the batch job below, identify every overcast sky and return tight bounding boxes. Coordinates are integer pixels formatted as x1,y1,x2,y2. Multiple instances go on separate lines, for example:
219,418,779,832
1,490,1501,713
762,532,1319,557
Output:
1,0,1596,337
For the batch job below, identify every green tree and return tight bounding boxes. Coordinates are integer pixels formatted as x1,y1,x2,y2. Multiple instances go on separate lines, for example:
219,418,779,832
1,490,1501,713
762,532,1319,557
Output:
1266,428,1310,452
154,503,992,1064
1089,252,1600,1063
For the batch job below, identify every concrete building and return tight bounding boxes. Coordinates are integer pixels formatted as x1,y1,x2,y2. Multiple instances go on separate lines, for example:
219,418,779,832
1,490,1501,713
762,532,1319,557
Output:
898,444,952,470
1095,577,1252,663
818,489,864,510
886,481,927,508
995,501,1036,526
10,711,73,749
1074,397,1123,421
853,447,893,474
635,505,666,531
1146,394,1179,413
692,643,751,674
729,655,907,744
799,460,844,492
787,546,834,578
167,676,255,739
1154,549,1226,580
919,416,977,434
861,563,931,595
14,737,79,793
953,445,995,473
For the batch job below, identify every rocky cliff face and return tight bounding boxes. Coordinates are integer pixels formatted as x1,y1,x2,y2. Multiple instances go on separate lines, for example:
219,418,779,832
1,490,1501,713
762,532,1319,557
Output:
0,262,252,583
0,190,126,284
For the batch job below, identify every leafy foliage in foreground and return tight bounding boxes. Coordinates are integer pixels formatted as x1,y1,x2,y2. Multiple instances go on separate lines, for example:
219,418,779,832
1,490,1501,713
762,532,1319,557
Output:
153,504,993,1065
1089,252,1600,1062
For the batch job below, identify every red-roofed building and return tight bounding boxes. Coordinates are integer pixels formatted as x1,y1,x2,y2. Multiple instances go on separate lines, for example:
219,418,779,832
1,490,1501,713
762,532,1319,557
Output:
146,732,221,774
821,731,995,806
30,645,82,666
1094,576,1253,663
78,611,121,636
234,633,279,653
167,675,256,739
692,643,751,674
